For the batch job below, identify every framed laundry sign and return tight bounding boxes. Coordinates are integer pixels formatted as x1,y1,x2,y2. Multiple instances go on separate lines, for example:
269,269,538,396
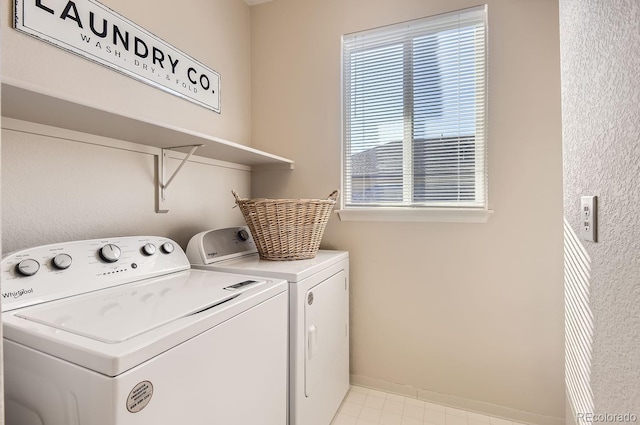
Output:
14,0,221,113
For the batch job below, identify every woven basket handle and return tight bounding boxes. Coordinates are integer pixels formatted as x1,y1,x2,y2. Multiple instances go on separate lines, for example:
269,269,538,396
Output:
231,190,243,205
234,190,338,202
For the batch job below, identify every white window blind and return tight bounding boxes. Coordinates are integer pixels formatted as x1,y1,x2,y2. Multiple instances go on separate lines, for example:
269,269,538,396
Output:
342,6,488,210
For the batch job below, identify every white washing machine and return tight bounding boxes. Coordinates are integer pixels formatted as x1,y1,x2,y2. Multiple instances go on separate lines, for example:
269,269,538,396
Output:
186,227,349,425
1,236,288,425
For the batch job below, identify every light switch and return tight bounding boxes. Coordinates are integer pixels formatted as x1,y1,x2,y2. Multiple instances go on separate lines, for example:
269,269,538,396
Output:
580,196,597,242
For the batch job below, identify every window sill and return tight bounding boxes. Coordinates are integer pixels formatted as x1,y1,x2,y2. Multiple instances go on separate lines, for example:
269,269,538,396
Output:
335,207,494,223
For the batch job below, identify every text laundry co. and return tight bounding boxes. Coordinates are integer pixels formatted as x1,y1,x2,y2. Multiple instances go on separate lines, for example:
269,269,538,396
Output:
16,0,221,112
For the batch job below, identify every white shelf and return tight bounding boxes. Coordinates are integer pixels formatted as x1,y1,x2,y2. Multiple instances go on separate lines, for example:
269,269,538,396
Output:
1,81,294,169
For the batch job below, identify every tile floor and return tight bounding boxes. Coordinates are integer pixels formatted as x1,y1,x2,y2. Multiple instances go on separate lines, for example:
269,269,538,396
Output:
331,386,527,425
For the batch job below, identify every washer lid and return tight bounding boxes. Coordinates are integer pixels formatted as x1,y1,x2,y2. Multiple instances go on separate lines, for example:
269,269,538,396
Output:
3,269,286,377
15,271,263,344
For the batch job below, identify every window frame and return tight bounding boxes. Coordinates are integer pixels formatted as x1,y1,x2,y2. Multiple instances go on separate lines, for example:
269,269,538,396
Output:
338,6,492,223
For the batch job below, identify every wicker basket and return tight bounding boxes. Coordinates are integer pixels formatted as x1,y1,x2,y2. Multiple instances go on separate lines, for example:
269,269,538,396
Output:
232,190,339,261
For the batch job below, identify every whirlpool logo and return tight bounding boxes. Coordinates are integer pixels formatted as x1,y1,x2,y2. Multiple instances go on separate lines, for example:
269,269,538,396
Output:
2,288,34,299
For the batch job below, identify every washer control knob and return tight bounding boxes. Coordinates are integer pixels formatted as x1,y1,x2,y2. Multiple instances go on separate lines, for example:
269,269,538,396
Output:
237,229,250,241
52,253,72,270
141,243,157,256
99,244,121,263
160,242,174,254
16,259,40,276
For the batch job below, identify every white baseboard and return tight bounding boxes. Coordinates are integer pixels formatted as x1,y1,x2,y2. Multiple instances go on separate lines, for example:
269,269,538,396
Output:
349,374,564,425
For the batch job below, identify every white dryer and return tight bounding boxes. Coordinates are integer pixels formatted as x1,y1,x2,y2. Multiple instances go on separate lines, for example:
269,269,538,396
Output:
186,227,350,425
2,236,288,425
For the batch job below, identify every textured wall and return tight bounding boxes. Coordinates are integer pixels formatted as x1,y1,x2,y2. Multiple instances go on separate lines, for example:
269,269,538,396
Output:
0,63,4,425
250,0,565,422
560,0,640,421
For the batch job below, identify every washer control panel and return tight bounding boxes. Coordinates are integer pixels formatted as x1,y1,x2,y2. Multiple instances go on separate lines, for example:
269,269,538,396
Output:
1,236,190,312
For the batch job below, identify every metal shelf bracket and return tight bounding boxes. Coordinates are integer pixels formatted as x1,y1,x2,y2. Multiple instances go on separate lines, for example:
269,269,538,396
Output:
156,144,204,213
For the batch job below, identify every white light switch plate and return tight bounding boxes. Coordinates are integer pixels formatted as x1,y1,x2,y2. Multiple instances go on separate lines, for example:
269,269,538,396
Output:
580,196,597,242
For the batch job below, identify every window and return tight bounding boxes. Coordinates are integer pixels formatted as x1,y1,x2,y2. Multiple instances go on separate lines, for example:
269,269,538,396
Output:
340,6,489,221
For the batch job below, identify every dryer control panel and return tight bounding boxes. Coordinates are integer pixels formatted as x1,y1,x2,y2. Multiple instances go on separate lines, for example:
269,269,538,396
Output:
1,236,190,312
186,226,257,265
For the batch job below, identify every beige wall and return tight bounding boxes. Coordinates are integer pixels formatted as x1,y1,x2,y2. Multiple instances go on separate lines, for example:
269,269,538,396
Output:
1,122,250,253
0,0,252,251
560,0,640,421
1,0,251,145
251,0,564,422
